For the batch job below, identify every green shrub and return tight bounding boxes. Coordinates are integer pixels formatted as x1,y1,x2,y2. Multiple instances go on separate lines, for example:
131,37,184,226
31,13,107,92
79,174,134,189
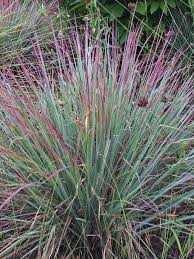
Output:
61,0,193,48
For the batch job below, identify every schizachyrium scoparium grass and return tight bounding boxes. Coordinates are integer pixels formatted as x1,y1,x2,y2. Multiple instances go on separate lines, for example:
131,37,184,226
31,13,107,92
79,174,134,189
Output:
0,25,194,258
0,0,55,66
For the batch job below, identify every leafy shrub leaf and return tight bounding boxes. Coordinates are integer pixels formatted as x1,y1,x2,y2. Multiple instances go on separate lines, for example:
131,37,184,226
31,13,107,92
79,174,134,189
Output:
160,2,168,15
168,0,177,9
150,1,160,14
105,3,124,21
136,2,147,16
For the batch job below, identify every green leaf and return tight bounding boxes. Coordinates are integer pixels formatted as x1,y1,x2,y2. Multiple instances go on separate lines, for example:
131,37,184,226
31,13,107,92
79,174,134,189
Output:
135,2,147,16
178,142,187,159
160,2,168,15
105,3,124,21
160,22,166,33
146,0,152,6
168,0,177,9
119,31,128,45
150,1,160,14
171,229,184,257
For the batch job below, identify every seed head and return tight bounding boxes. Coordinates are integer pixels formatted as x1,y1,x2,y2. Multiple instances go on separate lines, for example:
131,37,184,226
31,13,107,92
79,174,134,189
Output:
137,96,148,107
128,3,136,9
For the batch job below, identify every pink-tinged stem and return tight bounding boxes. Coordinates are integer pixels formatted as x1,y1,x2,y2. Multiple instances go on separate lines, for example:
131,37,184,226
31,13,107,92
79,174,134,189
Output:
1,0,19,12
46,167,66,181
0,183,30,210
40,110,70,153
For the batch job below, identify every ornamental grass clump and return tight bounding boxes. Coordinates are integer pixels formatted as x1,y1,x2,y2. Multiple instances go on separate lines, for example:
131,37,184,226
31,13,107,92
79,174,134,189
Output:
0,0,54,65
0,24,194,258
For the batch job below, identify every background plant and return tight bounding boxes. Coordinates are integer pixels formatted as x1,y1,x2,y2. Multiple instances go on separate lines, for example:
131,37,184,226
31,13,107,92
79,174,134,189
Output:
61,1,193,34
165,6,193,61
60,0,194,65
0,0,55,67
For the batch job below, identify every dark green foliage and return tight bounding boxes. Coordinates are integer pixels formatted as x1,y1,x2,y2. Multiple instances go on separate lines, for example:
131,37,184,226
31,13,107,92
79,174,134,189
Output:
61,0,193,44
